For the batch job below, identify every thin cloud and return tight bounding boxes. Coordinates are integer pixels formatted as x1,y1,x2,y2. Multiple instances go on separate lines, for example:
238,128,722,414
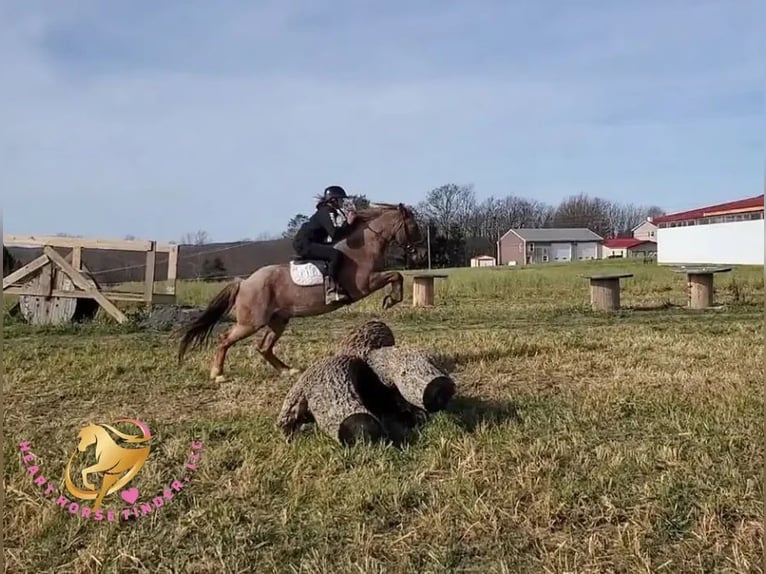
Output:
1,1,763,241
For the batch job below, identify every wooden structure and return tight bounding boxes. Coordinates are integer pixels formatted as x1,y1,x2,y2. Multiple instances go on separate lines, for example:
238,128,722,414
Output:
3,235,178,325
411,274,448,307
17,254,100,325
583,273,634,312
673,266,732,309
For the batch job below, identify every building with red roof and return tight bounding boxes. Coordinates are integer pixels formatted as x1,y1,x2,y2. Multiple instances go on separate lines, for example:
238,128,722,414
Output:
602,237,657,260
653,194,763,227
656,194,764,266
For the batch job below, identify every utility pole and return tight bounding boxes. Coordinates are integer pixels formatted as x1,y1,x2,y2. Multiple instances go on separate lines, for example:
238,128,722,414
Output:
426,223,432,270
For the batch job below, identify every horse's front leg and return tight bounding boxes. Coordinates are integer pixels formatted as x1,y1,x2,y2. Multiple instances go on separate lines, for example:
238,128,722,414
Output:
368,271,404,309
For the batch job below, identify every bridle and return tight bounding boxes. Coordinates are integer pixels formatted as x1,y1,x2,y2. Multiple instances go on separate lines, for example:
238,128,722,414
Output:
395,205,418,254
366,203,417,254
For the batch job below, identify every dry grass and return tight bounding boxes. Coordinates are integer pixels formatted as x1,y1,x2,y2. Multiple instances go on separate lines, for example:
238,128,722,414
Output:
3,260,764,573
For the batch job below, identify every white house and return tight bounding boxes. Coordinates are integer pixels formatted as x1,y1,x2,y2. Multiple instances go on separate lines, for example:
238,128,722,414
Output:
470,255,497,267
632,219,658,242
655,194,764,266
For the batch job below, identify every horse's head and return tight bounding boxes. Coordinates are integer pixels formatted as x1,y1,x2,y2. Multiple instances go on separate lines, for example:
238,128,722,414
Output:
393,203,422,254
76,423,99,452
362,202,423,254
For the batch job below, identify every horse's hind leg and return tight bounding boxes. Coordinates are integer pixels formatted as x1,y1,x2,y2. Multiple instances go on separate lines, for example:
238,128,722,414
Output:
253,316,295,374
210,323,256,382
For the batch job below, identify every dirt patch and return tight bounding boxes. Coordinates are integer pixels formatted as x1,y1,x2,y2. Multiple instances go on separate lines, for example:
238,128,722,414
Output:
138,305,206,330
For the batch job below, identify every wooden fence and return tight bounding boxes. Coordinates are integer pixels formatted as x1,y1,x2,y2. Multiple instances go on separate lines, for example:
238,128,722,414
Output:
3,235,178,324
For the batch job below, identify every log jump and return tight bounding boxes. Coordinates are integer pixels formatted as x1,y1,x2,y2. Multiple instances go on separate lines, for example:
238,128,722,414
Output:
365,347,456,413
277,354,386,446
277,319,457,446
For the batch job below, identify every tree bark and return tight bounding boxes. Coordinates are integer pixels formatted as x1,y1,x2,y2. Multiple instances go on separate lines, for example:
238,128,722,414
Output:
365,347,455,413
277,355,385,446
337,320,396,359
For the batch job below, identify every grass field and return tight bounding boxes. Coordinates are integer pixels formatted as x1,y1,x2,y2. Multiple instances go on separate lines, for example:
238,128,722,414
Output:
4,260,764,573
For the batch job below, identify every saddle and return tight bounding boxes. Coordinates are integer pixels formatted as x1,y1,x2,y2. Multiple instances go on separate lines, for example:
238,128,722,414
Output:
288,258,349,304
289,258,329,286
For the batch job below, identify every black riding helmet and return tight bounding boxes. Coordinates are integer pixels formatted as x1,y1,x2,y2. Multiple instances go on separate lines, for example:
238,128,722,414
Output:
324,185,348,201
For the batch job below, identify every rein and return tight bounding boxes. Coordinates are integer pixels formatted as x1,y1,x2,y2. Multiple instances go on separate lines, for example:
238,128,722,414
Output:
364,210,415,252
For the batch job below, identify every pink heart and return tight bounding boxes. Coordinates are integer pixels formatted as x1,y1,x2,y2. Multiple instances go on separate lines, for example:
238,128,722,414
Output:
120,487,140,505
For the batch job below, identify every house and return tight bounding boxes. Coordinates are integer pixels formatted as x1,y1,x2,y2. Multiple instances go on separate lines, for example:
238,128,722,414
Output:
654,194,764,266
470,255,497,267
632,218,658,241
602,238,657,259
496,228,603,266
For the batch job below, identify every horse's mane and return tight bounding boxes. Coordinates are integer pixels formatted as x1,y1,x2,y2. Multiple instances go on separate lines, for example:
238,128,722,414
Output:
348,203,410,232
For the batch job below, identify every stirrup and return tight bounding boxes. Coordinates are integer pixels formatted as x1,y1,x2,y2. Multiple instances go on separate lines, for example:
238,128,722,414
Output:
324,279,349,304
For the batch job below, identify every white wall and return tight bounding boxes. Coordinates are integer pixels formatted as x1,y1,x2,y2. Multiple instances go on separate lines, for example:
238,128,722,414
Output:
470,257,496,267
603,247,627,258
657,219,764,266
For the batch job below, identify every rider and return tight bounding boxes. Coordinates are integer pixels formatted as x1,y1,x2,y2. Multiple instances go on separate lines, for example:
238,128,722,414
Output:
292,185,357,301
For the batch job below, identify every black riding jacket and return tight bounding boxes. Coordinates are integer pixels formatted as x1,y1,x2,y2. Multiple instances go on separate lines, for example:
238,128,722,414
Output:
294,204,352,246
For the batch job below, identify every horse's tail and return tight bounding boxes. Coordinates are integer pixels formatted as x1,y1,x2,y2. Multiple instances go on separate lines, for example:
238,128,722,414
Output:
177,279,241,363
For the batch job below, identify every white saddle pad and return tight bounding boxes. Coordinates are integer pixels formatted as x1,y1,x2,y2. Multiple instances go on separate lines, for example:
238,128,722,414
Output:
289,261,325,286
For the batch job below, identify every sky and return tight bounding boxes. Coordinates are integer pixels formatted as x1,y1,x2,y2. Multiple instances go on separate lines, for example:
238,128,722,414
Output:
1,0,764,243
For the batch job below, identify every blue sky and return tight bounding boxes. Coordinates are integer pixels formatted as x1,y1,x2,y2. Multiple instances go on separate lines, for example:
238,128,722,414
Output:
2,0,763,243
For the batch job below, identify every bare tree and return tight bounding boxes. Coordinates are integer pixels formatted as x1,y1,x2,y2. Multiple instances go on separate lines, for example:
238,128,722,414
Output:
180,230,211,245
552,193,614,237
283,214,310,239
416,183,477,239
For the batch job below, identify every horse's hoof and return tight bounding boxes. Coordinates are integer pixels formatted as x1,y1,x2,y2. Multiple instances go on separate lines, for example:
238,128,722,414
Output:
282,368,300,376
214,375,227,384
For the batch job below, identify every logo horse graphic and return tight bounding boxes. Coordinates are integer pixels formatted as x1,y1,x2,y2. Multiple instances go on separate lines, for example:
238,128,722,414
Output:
64,418,152,511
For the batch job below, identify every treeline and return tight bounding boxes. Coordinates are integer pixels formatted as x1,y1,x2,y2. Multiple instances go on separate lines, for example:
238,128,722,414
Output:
282,184,665,269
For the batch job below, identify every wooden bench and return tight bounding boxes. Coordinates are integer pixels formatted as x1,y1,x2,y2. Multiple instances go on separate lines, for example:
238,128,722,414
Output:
583,273,634,311
411,274,448,307
673,266,732,309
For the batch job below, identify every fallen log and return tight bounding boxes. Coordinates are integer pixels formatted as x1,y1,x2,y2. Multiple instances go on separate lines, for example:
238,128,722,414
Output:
365,347,456,413
337,319,395,358
277,355,385,446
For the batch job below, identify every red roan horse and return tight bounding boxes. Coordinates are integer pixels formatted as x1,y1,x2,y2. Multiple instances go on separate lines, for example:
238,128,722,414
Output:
177,203,422,381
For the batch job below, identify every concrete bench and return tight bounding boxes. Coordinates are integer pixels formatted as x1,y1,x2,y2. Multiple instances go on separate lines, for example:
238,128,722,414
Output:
411,274,448,307
583,273,634,311
673,266,732,309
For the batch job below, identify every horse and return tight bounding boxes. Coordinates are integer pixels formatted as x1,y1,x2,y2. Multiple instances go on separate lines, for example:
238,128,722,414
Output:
177,202,423,382
64,419,152,511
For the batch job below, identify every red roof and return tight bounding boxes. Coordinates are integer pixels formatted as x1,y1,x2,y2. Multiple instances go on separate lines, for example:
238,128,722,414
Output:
653,194,764,224
604,238,655,249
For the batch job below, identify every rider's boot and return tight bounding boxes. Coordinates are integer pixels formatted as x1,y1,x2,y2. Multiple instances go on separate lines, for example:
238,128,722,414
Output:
325,277,350,305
